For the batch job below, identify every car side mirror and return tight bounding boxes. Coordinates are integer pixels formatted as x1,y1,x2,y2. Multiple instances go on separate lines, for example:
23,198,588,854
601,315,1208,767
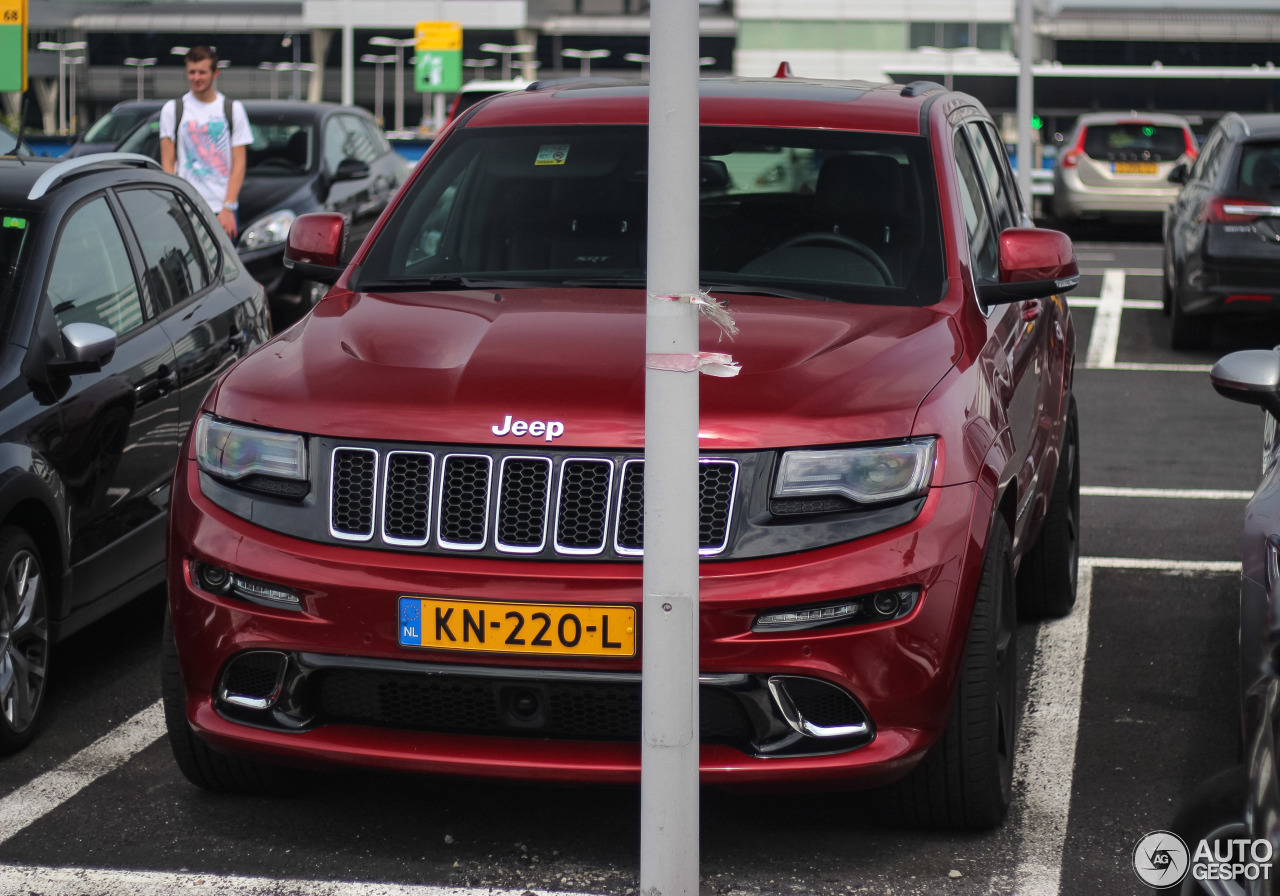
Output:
978,227,1080,305
1211,349,1280,419
284,212,349,285
1168,163,1189,185
332,157,371,183
50,322,116,375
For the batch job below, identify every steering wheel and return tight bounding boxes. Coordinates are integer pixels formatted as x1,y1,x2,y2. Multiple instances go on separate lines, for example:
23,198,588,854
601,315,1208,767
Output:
774,232,892,285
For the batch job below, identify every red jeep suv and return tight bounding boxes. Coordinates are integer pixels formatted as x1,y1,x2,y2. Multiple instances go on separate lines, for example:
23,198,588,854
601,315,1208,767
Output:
163,74,1080,830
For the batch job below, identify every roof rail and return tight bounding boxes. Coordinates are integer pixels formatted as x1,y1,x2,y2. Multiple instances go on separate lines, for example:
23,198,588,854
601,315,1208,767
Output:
900,80,947,98
27,153,162,201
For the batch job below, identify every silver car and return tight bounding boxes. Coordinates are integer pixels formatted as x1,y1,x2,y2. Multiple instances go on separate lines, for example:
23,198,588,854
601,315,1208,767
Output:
1051,111,1198,222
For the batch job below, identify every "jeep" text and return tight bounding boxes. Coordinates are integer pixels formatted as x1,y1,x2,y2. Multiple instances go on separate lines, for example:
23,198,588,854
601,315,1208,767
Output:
491,416,565,441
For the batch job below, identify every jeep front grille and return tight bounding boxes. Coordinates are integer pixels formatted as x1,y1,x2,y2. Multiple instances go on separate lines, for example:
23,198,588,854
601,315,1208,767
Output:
329,447,739,559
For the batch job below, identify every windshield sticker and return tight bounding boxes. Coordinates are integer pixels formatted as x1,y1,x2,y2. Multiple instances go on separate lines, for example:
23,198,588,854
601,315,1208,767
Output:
2,217,26,230
535,144,570,166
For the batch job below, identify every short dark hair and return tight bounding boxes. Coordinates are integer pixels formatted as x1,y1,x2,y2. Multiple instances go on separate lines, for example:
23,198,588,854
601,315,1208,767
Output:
185,46,219,68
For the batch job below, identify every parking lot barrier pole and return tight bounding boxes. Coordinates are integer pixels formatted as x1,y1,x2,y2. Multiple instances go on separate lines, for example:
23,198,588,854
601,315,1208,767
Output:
1017,0,1035,211
641,0,701,893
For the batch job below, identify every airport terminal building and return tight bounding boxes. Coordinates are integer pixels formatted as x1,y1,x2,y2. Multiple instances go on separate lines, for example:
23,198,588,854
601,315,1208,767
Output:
11,0,1280,139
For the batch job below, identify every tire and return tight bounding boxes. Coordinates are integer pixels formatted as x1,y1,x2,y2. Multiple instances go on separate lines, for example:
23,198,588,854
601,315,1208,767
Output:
891,519,1017,830
1017,397,1080,619
1161,253,1174,316
0,527,51,754
1170,286,1212,350
1169,766,1251,895
161,609,301,794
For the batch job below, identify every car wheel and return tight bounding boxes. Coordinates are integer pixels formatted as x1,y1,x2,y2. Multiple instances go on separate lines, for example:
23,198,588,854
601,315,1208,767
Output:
1170,287,1212,350
0,527,50,754
161,609,302,793
1161,253,1174,316
1017,397,1080,619
891,518,1017,830
1170,766,1251,895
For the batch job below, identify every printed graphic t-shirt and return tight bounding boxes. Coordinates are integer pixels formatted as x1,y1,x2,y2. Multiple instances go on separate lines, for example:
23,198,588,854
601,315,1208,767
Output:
158,92,252,214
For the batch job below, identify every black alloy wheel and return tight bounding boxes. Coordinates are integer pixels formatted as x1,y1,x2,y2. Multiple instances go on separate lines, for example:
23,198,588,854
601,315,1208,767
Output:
0,527,50,753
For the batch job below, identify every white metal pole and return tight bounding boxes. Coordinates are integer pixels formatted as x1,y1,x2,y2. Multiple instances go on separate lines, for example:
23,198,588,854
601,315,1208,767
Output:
641,0,701,893
58,53,66,134
394,47,404,132
1016,0,1035,212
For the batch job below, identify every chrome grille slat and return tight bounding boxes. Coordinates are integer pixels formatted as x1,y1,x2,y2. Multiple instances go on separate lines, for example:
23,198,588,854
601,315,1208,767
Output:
329,446,738,559
438,454,492,550
330,448,378,541
495,456,552,553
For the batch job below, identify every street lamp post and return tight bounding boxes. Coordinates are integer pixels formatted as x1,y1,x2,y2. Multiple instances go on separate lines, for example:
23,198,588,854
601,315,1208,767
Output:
561,48,610,77
360,53,396,127
66,55,84,133
124,57,157,101
37,40,87,134
369,36,416,133
282,33,302,100
258,61,279,99
478,42,533,81
276,62,316,100
464,58,496,81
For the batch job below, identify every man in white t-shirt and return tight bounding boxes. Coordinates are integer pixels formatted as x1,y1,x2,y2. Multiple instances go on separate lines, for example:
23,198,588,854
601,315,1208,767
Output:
159,45,252,238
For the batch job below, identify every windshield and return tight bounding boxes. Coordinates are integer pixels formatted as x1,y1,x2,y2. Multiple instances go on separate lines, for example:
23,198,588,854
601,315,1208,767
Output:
1236,141,1280,196
1082,123,1188,161
118,113,316,176
358,125,946,306
82,107,155,144
0,213,34,329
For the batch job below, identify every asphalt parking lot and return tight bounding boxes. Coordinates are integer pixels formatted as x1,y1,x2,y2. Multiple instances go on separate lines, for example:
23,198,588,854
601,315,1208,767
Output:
0,223,1271,896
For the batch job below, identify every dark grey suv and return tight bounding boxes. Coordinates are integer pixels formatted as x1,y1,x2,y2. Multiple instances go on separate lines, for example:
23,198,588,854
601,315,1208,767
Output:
1163,113,1280,350
0,152,269,750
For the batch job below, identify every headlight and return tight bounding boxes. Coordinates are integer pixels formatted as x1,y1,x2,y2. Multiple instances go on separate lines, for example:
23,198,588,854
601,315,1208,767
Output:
238,209,297,251
195,415,307,483
773,438,936,505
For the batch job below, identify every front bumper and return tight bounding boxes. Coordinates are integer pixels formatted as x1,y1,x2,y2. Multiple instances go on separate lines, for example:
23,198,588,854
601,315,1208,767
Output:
167,453,987,787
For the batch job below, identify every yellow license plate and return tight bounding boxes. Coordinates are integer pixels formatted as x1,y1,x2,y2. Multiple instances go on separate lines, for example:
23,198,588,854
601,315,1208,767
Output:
398,597,637,658
1114,161,1158,175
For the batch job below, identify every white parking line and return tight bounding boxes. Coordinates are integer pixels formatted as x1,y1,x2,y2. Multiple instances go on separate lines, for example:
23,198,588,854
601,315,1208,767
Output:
1013,564,1093,896
1068,297,1161,311
1082,486,1251,500
1084,269,1126,369
0,701,164,844
0,866,599,896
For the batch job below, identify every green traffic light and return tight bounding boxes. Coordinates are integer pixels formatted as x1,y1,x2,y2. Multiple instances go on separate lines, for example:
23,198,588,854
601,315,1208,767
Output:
1031,115,1043,130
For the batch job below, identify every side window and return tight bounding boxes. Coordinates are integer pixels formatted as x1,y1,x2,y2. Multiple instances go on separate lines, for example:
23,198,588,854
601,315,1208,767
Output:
46,197,147,336
1191,129,1224,183
964,121,1018,232
357,116,393,157
953,131,999,284
117,187,212,311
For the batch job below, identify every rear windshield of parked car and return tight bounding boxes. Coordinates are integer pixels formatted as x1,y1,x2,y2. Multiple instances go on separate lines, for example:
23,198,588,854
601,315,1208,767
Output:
1236,142,1280,194
358,125,947,307
0,213,34,332
1082,124,1187,161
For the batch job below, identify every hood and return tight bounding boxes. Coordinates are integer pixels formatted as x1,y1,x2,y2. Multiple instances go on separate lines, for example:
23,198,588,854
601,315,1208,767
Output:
212,289,962,450
236,175,314,226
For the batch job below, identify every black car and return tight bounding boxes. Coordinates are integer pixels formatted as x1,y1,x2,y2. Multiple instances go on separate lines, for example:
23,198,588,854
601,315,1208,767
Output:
1164,349,1280,894
1163,113,1280,350
117,100,412,328
63,100,165,159
0,152,269,751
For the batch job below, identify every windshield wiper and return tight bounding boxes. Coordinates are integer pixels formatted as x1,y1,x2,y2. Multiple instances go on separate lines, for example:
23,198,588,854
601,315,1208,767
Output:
357,275,542,292
702,282,834,302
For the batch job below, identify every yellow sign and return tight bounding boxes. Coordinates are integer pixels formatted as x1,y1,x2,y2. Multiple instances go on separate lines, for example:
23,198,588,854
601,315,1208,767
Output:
415,20,462,52
0,0,24,24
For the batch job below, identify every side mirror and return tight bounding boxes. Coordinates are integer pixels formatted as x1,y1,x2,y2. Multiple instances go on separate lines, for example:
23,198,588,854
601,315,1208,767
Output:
978,227,1080,305
1211,350,1280,419
283,212,349,285
1169,163,1189,185
50,322,116,375
332,157,371,183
